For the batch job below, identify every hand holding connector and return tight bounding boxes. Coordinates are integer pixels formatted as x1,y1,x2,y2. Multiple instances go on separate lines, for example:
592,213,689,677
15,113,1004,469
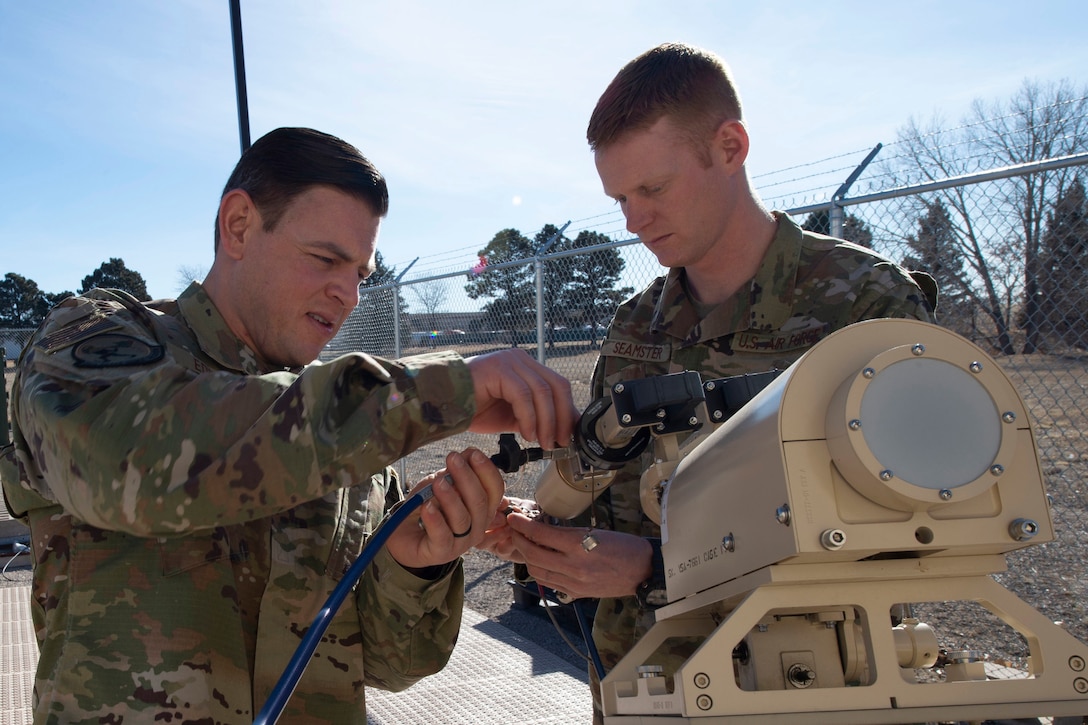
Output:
490,432,549,473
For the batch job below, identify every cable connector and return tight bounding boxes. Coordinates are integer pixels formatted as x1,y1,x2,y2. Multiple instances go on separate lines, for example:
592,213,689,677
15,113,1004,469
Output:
490,433,546,473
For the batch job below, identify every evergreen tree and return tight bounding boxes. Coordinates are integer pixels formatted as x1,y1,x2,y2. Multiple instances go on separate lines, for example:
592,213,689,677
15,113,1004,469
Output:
80,258,150,300
534,224,574,348
0,273,52,327
562,231,634,347
801,209,874,248
902,200,973,334
1037,177,1088,349
464,228,536,337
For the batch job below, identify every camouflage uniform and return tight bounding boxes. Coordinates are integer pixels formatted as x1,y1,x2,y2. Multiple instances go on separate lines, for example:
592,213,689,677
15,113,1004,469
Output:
586,212,936,717
0,282,477,724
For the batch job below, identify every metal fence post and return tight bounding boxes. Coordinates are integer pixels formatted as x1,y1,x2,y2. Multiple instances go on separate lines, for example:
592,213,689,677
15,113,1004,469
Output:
392,258,418,360
1,347,7,447
829,200,845,241
535,257,545,365
534,222,570,365
831,143,882,239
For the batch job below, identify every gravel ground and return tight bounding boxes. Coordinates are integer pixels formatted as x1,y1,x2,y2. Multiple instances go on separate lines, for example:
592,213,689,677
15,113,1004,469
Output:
462,548,593,673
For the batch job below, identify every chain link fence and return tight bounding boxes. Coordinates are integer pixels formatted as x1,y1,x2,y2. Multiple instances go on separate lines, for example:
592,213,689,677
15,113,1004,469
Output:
2,329,34,425
3,141,1086,668
330,148,1088,662
1,330,34,543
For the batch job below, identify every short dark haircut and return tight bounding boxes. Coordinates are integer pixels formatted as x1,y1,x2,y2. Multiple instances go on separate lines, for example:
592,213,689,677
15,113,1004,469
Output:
214,127,389,251
587,43,743,155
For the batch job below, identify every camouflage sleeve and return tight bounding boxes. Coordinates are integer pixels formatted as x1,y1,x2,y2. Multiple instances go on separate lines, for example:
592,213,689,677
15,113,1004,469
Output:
15,308,476,536
357,547,465,691
850,261,936,324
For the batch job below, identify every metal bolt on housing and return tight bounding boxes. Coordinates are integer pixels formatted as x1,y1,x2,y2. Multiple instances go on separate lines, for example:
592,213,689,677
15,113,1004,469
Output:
820,529,847,550
1009,518,1040,541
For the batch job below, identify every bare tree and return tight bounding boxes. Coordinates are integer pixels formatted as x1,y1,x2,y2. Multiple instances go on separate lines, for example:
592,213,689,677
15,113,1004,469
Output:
176,265,208,293
892,78,1088,354
410,280,448,336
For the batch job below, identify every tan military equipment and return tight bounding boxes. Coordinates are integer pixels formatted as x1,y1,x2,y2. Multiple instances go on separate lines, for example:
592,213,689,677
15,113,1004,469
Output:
600,319,1088,723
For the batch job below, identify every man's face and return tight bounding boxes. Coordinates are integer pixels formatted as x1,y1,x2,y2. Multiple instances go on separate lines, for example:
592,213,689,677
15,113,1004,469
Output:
229,185,380,367
594,116,735,271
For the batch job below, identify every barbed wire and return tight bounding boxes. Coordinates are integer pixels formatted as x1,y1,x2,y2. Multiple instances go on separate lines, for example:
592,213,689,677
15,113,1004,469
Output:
751,146,876,181
386,97,1088,282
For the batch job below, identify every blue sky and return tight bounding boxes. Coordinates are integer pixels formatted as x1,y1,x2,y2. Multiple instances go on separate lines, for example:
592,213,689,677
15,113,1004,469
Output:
3,1,1087,300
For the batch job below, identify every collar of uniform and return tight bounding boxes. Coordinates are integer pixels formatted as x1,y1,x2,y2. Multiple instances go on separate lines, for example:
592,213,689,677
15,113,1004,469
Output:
748,211,804,332
177,281,293,376
648,211,802,345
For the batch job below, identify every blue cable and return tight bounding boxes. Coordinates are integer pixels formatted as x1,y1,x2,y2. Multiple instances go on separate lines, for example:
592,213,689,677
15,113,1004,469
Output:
253,483,435,725
572,598,606,682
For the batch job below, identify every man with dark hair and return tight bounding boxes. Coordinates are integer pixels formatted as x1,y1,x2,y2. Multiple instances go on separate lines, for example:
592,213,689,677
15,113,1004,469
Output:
493,43,936,721
212,127,390,252
1,127,577,723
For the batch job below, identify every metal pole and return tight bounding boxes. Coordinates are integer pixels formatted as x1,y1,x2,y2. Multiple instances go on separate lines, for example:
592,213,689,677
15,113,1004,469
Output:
229,0,252,154
534,222,571,365
828,200,845,241
389,257,417,488
1,347,8,447
535,258,545,364
831,143,882,239
392,258,418,358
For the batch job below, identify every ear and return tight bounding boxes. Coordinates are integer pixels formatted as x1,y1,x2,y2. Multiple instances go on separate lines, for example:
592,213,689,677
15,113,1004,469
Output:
712,119,750,173
217,189,258,261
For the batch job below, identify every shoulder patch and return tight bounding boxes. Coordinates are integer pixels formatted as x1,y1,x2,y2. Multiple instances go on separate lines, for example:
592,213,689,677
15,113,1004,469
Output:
600,339,672,363
71,333,164,368
37,315,122,354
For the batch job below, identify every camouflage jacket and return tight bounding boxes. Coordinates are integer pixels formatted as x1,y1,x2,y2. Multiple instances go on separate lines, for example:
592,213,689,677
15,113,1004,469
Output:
587,212,936,680
1,282,476,724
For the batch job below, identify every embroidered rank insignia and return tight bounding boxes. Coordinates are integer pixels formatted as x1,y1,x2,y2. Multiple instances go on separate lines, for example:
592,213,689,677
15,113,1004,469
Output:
71,334,164,368
600,340,672,363
38,316,122,354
